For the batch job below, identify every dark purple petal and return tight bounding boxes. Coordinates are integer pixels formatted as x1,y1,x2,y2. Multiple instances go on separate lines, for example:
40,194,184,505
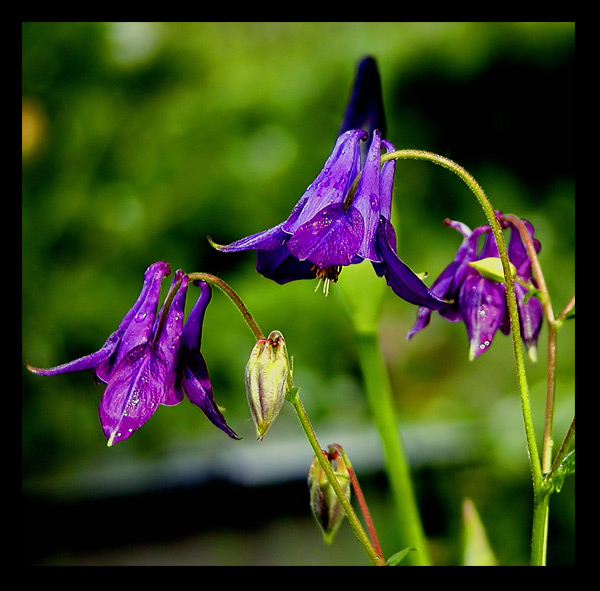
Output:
406,306,435,340
256,246,317,284
209,191,311,254
180,281,240,439
155,272,188,406
181,353,240,440
95,261,170,383
209,223,291,253
287,203,364,268
351,130,383,261
460,274,506,359
340,56,387,141
515,282,543,354
99,344,167,446
26,333,121,377
375,219,450,309
117,261,171,336
26,261,170,381
479,228,500,259
379,139,397,222
284,130,366,234
182,280,211,352
507,219,541,279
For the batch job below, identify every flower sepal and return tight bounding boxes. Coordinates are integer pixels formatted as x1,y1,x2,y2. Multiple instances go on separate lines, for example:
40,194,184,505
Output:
467,257,516,284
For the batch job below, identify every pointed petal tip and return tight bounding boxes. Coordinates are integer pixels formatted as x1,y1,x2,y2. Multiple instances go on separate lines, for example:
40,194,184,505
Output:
207,235,226,251
527,345,538,363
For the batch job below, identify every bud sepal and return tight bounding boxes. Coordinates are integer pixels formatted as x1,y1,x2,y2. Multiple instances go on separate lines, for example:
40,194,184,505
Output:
245,330,291,440
308,447,352,544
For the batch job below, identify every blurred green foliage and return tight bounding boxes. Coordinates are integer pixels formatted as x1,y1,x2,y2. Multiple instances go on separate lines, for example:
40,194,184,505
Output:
22,22,574,565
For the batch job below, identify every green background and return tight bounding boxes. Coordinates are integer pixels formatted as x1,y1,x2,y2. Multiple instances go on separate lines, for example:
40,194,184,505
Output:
22,22,574,566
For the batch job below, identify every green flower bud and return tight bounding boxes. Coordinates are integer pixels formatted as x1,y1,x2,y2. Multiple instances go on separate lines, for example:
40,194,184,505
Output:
467,257,517,284
245,330,290,440
308,450,351,544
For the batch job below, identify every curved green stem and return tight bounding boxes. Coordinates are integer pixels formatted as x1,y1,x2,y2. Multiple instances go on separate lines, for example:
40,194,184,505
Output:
383,149,547,563
188,272,264,340
288,390,385,566
189,272,383,564
501,213,557,473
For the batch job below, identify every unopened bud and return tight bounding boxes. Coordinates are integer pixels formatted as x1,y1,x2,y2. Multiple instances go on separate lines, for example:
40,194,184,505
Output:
245,330,290,440
308,450,351,544
468,257,516,284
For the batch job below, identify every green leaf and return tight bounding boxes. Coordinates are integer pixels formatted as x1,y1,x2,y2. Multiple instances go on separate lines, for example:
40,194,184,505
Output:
462,498,498,566
550,449,575,493
386,547,417,566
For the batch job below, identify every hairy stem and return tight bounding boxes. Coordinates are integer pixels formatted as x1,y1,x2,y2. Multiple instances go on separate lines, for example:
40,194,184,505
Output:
188,272,264,340
383,149,548,564
288,391,385,565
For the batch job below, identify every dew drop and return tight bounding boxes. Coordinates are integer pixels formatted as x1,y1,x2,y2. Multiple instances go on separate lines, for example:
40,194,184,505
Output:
370,193,379,211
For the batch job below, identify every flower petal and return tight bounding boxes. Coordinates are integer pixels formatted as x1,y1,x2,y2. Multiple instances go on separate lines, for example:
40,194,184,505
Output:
340,56,387,140
379,139,397,222
515,281,543,355
155,272,188,406
460,274,506,360
180,281,240,439
26,261,170,381
208,223,291,253
99,344,166,446
256,245,317,284
283,129,366,234
375,219,450,309
287,203,364,268
182,280,211,352
95,261,170,383
181,352,240,440
351,129,383,261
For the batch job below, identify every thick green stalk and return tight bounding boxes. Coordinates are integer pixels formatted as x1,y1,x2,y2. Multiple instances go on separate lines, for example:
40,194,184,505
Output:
354,329,431,566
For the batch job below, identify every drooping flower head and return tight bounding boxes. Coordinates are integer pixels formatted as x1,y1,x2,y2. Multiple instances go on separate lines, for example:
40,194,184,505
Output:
210,57,448,310
408,214,543,359
27,263,239,444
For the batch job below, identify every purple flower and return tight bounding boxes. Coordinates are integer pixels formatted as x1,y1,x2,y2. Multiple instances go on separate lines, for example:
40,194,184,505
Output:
408,215,543,359
27,262,239,444
210,57,448,309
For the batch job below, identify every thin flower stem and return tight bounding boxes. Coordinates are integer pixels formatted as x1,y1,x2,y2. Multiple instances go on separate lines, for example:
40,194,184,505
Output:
332,444,384,558
188,272,264,340
383,149,548,564
556,295,575,327
384,150,542,480
288,391,385,566
500,213,558,474
190,272,383,564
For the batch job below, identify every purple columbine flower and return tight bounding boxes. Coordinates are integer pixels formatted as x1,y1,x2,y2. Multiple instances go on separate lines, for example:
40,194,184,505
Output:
27,262,239,444
408,215,543,360
210,57,448,309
